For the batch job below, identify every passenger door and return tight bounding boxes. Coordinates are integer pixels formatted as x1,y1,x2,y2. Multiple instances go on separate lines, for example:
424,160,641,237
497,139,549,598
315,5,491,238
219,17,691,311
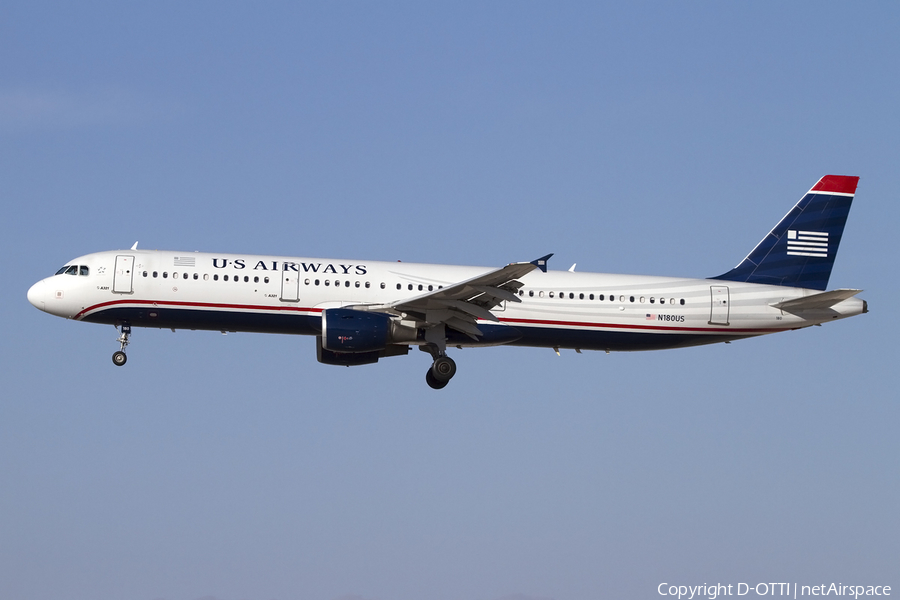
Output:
709,285,730,325
280,268,300,302
113,255,135,294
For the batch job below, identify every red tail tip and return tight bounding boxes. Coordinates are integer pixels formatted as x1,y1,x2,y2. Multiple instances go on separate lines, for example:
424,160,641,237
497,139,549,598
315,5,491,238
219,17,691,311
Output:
812,175,859,195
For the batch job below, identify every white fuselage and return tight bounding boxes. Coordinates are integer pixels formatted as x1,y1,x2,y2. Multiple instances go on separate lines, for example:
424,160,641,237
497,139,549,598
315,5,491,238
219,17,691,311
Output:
27,249,866,352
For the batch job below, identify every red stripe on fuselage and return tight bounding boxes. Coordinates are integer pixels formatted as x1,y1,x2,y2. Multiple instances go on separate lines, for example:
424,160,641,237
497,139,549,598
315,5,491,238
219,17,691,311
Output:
77,298,784,335
499,316,779,335
76,298,323,320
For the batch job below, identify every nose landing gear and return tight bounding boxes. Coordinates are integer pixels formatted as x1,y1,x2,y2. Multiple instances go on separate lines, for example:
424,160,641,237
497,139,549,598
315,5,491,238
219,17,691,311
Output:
112,324,131,366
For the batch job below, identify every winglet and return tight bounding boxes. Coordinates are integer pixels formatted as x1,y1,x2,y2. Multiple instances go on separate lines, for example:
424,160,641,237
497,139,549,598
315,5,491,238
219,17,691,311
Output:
531,253,553,273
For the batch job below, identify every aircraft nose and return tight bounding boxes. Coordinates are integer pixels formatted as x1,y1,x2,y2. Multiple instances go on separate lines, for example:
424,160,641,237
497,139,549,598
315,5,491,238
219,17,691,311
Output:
27,280,47,311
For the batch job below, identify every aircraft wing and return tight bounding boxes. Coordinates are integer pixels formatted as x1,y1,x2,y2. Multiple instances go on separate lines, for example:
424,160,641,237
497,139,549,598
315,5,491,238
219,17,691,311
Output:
354,254,552,339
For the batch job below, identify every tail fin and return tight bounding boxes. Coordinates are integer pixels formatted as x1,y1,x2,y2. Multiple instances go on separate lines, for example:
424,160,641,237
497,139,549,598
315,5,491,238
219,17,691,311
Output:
711,175,859,291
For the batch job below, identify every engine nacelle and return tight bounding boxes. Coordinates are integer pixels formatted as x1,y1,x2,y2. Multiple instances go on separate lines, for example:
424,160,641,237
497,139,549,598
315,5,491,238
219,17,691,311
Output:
320,308,418,354
318,309,415,366
322,308,393,352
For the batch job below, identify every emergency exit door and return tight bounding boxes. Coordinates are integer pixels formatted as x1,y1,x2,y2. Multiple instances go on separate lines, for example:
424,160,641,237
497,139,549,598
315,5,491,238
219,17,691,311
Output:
113,255,135,294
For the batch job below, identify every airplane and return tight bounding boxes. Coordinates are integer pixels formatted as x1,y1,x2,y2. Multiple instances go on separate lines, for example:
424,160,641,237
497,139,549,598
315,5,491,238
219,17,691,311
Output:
27,175,866,389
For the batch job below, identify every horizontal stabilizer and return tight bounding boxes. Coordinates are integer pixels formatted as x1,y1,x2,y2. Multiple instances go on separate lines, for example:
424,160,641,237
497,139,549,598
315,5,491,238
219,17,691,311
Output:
772,288,862,311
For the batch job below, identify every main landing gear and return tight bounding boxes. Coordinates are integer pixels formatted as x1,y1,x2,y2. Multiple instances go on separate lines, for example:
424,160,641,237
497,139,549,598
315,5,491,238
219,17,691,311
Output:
112,323,131,366
422,344,457,390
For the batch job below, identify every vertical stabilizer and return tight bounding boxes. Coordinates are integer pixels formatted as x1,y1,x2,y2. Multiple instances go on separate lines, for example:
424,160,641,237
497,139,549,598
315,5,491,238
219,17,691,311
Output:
711,175,858,291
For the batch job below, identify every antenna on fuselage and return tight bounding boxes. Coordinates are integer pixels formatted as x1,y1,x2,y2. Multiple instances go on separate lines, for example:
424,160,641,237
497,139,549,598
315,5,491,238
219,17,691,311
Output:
131,241,139,250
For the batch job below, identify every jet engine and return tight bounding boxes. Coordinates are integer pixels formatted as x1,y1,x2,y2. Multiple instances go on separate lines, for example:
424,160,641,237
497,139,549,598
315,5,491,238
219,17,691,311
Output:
317,308,415,366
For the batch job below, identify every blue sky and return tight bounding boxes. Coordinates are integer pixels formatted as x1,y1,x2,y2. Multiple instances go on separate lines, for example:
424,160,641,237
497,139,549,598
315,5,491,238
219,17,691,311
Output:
2,3,898,600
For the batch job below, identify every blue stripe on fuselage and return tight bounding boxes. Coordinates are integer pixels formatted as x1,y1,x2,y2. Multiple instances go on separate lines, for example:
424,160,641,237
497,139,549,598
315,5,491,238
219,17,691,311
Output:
84,306,753,352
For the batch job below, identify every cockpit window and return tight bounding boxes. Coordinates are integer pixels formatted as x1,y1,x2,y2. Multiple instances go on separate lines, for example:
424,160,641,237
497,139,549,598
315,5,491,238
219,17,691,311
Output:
64,266,78,276
79,266,89,276
56,266,70,275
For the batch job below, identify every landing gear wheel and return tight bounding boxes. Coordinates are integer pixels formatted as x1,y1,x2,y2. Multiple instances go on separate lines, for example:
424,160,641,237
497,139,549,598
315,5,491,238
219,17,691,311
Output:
426,369,448,390
112,351,127,366
431,356,457,382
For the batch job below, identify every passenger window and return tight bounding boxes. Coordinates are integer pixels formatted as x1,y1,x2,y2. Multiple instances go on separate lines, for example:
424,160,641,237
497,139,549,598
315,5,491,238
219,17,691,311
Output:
680,299,685,305
366,282,371,288
334,280,340,287
428,285,433,291
304,279,310,285
659,297,665,304
650,297,655,304
213,274,218,281
79,266,89,276
579,293,584,300
264,277,269,283
203,274,209,281
589,294,594,300
163,272,169,279
173,272,179,279
143,271,148,277
345,281,350,287
223,275,228,281
619,295,624,302
315,279,320,285
599,294,604,301
355,281,360,288
630,296,634,302
193,273,199,280
529,290,534,297
670,298,676,305
325,280,330,286
254,276,259,283
539,291,544,298
549,292,554,298
569,293,574,299
408,284,413,291
640,296,645,303
396,283,401,290
244,276,249,283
